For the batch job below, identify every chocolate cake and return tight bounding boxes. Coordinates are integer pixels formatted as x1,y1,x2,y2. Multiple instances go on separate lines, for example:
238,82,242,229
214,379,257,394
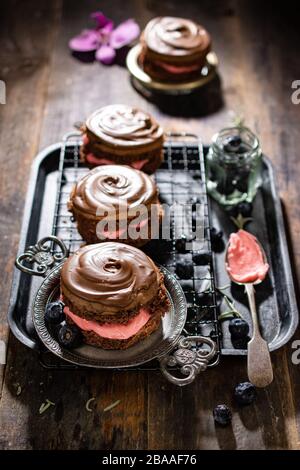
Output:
60,242,170,350
139,17,211,83
80,104,164,173
68,164,163,246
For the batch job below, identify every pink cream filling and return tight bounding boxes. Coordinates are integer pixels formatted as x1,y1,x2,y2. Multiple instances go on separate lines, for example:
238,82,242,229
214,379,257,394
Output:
64,305,151,340
226,229,269,284
83,134,149,169
155,61,202,75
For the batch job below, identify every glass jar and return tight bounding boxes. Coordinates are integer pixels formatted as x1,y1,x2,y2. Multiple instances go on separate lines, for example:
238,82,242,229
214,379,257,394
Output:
206,126,262,208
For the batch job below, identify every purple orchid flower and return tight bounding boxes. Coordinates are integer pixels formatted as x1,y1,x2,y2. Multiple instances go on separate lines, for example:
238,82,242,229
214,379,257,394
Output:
69,11,140,65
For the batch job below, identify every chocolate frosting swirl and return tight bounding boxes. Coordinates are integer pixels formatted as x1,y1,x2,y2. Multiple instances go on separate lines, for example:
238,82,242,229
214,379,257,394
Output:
70,165,157,216
144,17,211,56
86,104,163,147
61,242,159,309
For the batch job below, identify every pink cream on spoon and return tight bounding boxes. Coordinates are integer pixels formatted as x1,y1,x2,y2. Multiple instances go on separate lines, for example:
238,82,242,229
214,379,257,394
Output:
226,229,269,284
225,229,273,388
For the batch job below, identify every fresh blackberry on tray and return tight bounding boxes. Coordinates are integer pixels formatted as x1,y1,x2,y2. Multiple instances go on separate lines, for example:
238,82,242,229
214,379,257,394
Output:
210,227,223,242
234,382,257,406
57,324,82,349
192,251,210,266
45,301,65,325
175,259,194,279
213,404,232,426
210,227,225,252
224,135,242,152
229,318,249,339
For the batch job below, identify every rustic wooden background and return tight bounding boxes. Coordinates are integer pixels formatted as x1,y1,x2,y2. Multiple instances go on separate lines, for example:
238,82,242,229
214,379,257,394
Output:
0,0,300,450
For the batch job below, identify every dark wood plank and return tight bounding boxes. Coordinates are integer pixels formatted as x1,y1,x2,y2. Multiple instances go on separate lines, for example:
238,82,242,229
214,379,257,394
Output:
0,0,300,450
0,0,62,396
0,0,150,450
148,349,299,450
148,0,300,450
0,336,147,449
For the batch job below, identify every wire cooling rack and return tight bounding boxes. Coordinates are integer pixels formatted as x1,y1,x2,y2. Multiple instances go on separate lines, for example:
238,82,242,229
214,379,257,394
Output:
40,132,221,369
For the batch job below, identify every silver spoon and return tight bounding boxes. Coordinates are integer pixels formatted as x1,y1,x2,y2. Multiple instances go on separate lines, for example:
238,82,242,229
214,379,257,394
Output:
225,238,273,388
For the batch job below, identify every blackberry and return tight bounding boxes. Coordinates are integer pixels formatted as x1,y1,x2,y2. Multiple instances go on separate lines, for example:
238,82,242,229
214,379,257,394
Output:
229,318,249,339
175,259,194,279
224,135,242,153
45,301,65,325
192,251,210,266
213,404,232,426
234,382,257,406
210,227,223,242
57,324,82,349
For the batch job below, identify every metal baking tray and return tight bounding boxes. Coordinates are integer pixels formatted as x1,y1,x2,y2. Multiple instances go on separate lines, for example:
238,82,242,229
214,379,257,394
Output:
7,136,298,368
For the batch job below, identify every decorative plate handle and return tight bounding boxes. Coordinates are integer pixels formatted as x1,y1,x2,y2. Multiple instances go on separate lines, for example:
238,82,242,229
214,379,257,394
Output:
159,335,217,386
15,236,68,277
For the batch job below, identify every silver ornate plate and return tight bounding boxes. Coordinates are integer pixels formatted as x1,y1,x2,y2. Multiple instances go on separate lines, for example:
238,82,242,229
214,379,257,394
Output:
15,236,217,385
33,264,187,369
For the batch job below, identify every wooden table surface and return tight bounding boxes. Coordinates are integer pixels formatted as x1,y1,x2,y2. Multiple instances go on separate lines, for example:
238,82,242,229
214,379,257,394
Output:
1,0,300,450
